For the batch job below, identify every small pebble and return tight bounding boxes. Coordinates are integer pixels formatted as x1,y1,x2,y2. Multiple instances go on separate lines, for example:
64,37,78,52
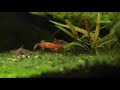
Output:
36,66,39,69
48,62,52,64
78,60,85,64
28,56,30,58
66,49,69,50
57,54,62,56
9,61,12,63
35,55,39,58
60,67,64,71
17,56,20,58
22,55,26,58
7,58,13,60
45,54,47,56
11,59,17,61
1,61,4,63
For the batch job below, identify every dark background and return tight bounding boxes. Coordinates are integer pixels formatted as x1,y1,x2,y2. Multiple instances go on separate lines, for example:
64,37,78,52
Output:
0,12,53,51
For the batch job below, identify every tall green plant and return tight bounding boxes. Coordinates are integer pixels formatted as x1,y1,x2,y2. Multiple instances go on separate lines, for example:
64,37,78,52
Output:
49,20,90,37
52,21,86,49
92,12,101,46
50,12,118,55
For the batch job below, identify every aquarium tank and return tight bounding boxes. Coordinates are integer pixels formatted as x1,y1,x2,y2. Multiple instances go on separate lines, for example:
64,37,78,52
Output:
0,12,120,78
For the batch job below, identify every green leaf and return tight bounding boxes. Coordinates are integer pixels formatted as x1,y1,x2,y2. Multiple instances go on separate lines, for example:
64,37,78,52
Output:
49,20,88,36
96,34,115,45
92,12,101,46
97,39,116,48
55,25,74,39
29,12,45,16
82,16,92,44
65,42,85,49
65,20,79,39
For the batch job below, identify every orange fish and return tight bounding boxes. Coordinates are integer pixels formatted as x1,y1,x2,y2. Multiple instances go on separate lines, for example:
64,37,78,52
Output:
33,42,64,53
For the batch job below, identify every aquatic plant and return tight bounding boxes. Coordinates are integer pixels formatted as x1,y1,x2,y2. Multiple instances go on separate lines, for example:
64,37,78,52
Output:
50,12,119,55
30,12,113,29
29,12,120,54
49,19,88,51
113,22,120,42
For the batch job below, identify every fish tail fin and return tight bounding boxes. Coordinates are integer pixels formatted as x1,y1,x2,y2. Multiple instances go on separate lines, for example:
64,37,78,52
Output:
33,43,38,50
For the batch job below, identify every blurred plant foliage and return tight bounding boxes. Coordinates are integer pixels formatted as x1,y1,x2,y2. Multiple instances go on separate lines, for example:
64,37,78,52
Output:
112,21,120,42
30,12,114,29
49,12,120,54
30,12,120,55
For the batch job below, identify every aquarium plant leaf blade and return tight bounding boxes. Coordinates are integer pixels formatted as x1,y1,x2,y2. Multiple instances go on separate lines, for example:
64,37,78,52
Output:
65,19,79,39
92,12,101,46
49,20,89,36
55,25,74,39
65,42,85,49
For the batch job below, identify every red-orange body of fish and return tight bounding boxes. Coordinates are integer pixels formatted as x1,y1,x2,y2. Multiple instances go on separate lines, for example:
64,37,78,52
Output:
34,42,64,52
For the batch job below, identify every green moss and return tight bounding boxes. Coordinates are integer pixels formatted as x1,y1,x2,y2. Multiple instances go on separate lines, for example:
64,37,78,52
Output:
0,51,119,78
